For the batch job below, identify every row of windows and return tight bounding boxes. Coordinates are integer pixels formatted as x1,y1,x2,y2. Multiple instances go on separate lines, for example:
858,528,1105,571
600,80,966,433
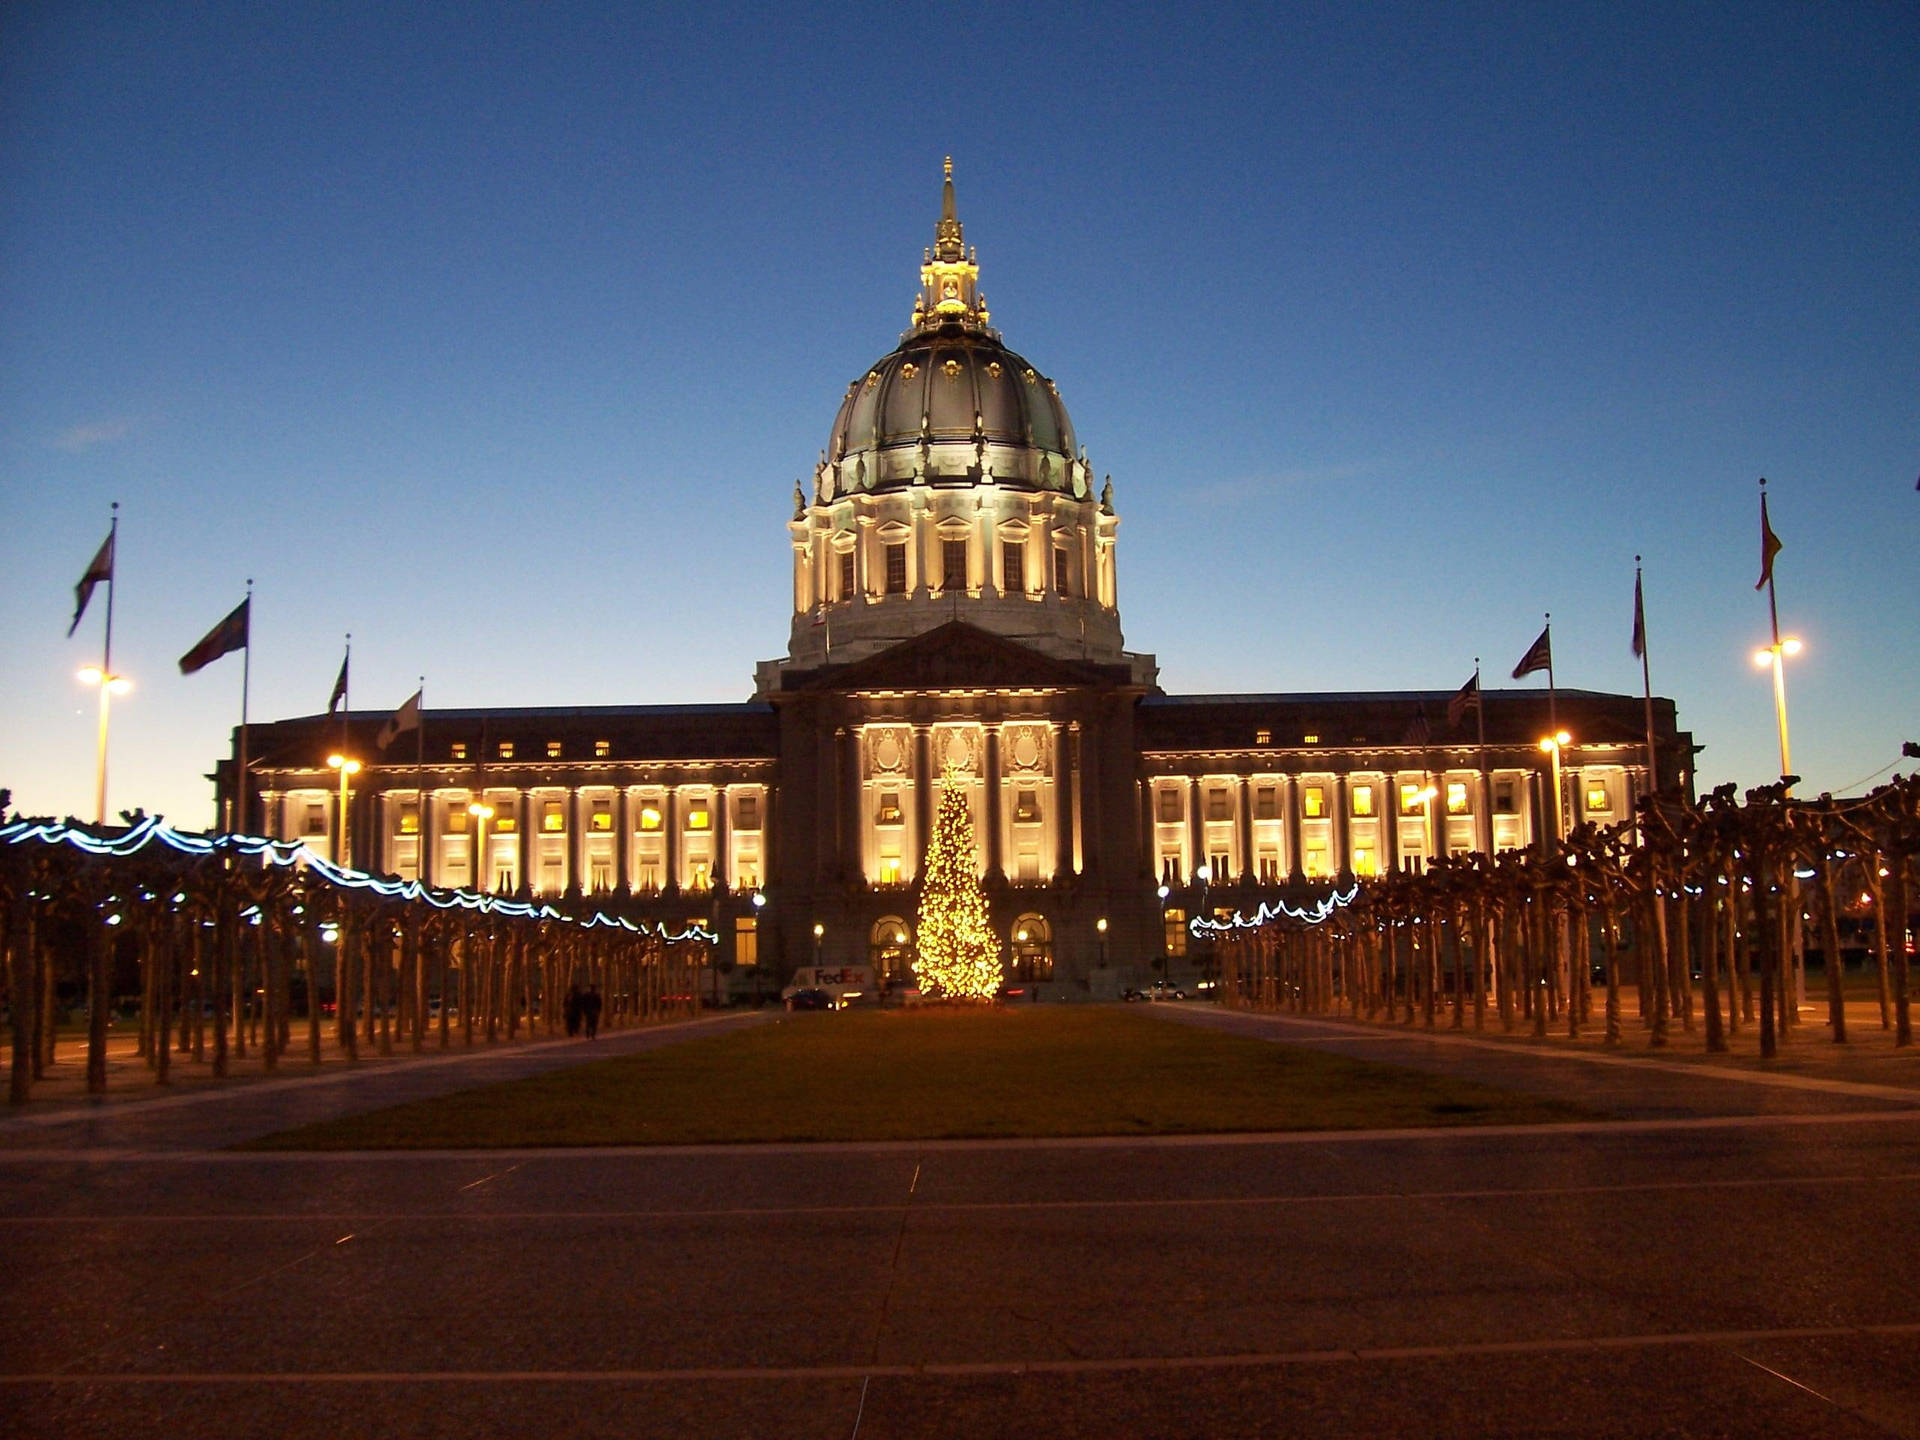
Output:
831,537,1078,600
872,788,1044,825
375,794,761,836
1155,777,1615,823
444,739,618,762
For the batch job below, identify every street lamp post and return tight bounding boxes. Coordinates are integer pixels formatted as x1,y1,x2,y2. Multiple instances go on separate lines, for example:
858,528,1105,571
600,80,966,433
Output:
1752,636,1803,785
77,666,132,826
1096,915,1109,970
812,921,824,969
327,754,362,868
1537,731,1571,844
1156,882,1171,983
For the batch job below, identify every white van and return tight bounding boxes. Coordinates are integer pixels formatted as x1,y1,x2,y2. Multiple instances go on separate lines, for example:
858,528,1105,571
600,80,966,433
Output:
781,964,876,1009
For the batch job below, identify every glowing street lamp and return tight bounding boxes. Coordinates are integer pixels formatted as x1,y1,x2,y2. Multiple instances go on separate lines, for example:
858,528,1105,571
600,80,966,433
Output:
327,754,362,868
1537,731,1572,842
1752,635,1803,784
812,921,824,967
77,665,132,826
467,801,494,892
1096,915,1109,969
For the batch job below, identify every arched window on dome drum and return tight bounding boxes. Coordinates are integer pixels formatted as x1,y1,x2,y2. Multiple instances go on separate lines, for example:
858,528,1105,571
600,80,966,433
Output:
1011,914,1052,983
870,918,912,983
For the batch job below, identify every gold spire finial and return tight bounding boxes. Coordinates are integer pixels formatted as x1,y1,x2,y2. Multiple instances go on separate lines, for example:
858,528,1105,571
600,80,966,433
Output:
917,159,987,331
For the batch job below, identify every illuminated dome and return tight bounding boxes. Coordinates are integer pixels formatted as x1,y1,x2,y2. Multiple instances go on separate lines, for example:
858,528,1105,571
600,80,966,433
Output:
812,159,1092,505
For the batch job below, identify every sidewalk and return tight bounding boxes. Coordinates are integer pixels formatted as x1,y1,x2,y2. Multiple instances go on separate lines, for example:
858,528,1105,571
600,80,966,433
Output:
0,1009,770,1153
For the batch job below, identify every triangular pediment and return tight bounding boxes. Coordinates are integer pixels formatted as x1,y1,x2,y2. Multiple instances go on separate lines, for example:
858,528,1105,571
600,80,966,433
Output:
788,622,1126,693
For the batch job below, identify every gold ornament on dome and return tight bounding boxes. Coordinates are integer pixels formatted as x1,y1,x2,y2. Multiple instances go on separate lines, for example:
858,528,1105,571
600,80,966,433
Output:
902,362,919,380
865,371,879,389
1023,369,1037,384
986,361,1002,379
942,358,962,380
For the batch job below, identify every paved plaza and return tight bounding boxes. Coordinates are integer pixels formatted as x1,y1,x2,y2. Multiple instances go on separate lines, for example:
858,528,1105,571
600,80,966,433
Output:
3,1008,1919,1438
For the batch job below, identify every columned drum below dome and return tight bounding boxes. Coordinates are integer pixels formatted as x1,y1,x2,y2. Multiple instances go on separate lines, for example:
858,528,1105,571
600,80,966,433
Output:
758,160,1152,693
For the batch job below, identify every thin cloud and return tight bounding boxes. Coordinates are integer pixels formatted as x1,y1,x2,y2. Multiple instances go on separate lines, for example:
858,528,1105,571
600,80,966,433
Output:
52,417,132,453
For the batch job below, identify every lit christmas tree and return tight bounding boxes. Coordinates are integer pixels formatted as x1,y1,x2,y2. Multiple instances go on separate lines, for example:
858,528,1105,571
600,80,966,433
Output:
914,761,1003,1001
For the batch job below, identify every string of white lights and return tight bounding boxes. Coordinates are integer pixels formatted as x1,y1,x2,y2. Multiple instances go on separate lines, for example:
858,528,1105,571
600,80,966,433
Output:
1186,884,1362,937
0,816,715,942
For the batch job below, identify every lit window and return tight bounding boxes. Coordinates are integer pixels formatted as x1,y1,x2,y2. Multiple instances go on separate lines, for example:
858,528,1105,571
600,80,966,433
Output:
1586,782,1611,813
1163,908,1187,957
498,741,514,760
735,795,760,830
1255,728,1271,746
1014,789,1040,823
941,537,968,589
541,801,564,832
1205,789,1230,821
838,549,855,600
589,859,613,892
1446,782,1470,815
1161,854,1179,883
303,804,327,836
1255,786,1277,820
1258,853,1280,883
398,804,420,835
1351,785,1373,817
638,804,663,831
1303,733,1320,745
445,807,469,833
494,810,517,834
1002,540,1025,594
876,791,902,825
885,543,907,594
1304,843,1330,878
689,861,710,891
451,741,468,761
546,740,563,759
594,739,611,758
1303,786,1326,819
878,855,903,884
635,858,661,891
1353,847,1376,877
590,802,613,832
1495,781,1517,815
1157,788,1181,823
1208,851,1230,879
1053,545,1071,595
734,917,758,967
686,803,711,831
1400,784,1425,816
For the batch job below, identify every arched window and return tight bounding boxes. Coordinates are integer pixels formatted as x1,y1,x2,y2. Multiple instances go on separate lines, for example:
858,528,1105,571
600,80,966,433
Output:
1010,913,1052,982
870,917,912,983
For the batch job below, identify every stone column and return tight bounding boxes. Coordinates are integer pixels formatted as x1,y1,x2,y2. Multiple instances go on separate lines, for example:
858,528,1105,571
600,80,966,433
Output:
516,791,531,895
1053,722,1074,879
1186,775,1203,881
616,787,630,893
1285,775,1304,882
1333,774,1350,877
1385,775,1402,873
984,724,1003,879
664,785,679,891
714,783,731,890
1069,722,1084,874
844,726,864,884
914,726,934,878
1235,776,1253,884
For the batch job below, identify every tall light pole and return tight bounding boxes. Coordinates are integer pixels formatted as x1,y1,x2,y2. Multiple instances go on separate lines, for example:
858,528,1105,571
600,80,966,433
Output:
77,666,132,825
328,754,361,868
1537,731,1571,844
1752,636,1803,785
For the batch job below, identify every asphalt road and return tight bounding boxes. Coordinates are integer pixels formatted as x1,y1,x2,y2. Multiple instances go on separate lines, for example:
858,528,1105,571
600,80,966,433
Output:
3,1008,1918,1439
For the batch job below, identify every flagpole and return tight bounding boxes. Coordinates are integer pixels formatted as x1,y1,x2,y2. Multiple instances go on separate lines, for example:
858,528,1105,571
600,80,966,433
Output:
1474,660,1488,856
1759,478,1793,785
417,675,426,771
237,578,253,834
92,502,121,825
1543,613,1562,843
1635,558,1657,792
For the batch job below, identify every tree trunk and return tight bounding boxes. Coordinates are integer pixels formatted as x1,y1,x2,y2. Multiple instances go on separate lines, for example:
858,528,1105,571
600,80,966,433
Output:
1819,855,1847,1042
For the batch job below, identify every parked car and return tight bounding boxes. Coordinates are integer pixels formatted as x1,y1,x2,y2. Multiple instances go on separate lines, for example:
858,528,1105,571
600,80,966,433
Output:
785,987,835,1011
1125,980,1187,1002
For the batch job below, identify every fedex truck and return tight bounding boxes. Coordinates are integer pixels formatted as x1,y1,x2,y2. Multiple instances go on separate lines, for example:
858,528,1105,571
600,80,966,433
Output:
781,965,876,1009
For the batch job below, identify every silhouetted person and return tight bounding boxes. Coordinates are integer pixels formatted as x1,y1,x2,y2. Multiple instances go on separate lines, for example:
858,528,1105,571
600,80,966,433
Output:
582,984,602,1039
564,984,583,1038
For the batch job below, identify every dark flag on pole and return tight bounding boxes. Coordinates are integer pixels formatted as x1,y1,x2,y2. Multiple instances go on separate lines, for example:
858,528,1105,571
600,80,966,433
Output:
1446,672,1480,729
327,651,349,713
1631,571,1647,659
67,530,115,637
1401,704,1431,747
377,688,422,751
178,596,250,675
1756,488,1783,591
1511,625,1552,680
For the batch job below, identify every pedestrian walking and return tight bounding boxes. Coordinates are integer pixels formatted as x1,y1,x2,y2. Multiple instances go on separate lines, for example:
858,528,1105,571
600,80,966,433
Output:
564,984,583,1038
583,984,602,1040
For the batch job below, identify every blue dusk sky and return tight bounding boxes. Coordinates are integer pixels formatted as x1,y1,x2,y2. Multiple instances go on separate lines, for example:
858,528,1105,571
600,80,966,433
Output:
2,2,1916,828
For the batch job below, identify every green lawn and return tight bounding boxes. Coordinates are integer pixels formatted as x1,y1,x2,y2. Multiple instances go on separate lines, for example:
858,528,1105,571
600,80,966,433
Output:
241,1006,1595,1150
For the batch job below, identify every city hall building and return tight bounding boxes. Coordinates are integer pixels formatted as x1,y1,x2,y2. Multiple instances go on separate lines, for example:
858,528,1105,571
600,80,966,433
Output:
220,165,1693,997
